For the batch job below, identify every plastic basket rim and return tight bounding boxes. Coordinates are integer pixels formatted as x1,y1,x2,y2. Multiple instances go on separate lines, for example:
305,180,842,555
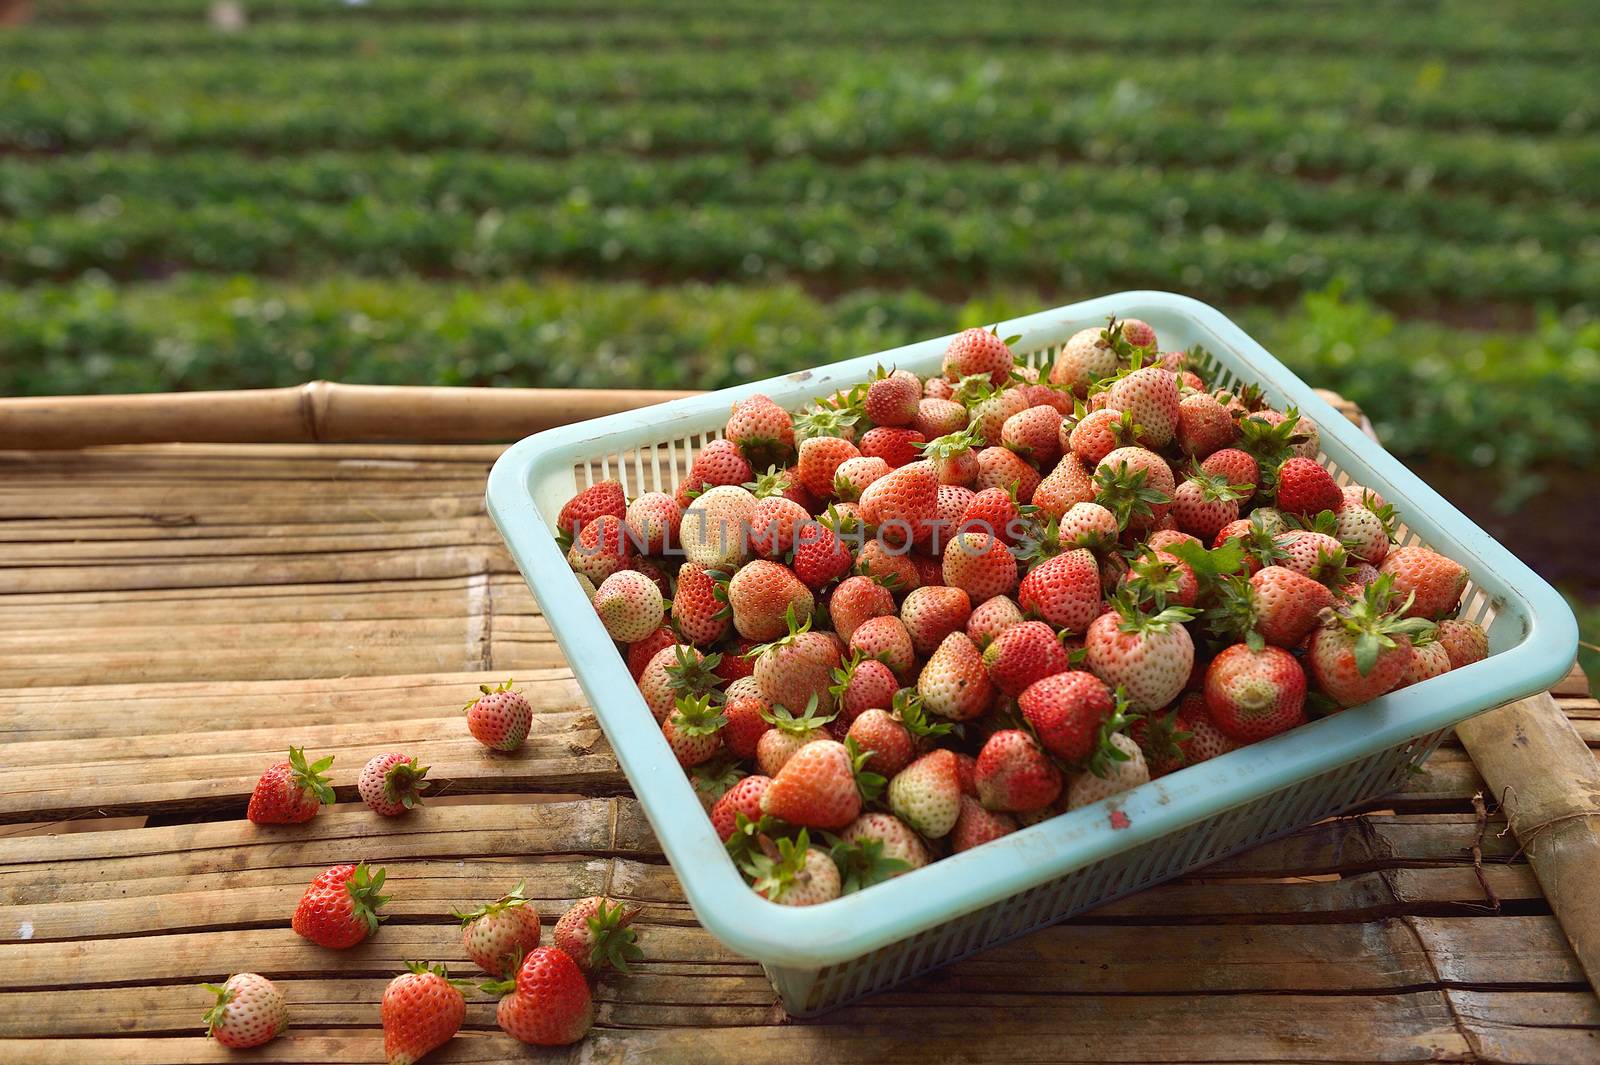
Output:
485,289,1578,969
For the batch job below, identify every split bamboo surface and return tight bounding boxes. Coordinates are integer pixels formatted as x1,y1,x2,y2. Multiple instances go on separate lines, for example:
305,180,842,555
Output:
0,384,1595,1062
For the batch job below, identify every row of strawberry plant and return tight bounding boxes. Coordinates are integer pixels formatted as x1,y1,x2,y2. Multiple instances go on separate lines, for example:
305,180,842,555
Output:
5,92,1595,201
5,151,1593,254
3,274,1594,482
7,196,1594,304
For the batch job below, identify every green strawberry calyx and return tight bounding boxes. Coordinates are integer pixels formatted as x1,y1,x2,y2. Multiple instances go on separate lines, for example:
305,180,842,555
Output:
200,983,237,1035
382,757,430,809
843,736,887,804
402,960,474,991
744,465,796,500
665,645,724,700
725,811,783,869
584,898,644,974
1108,590,1199,636
690,755,746,805
742,828,815,904
919,424,984,462
287,746,336,807
453,880,532,925
462,678,518,713
893,689,953,741
1321,575,1436,676
1136,706,1194,774
1092,461,1172,531
345,862,391,934
824,834,911,895
669,693,727,738
1086,687,1141,779
758,693,836,736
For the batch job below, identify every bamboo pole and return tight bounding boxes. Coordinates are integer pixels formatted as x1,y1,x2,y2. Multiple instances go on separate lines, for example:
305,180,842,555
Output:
0,382,696,449
1456,693,1600,994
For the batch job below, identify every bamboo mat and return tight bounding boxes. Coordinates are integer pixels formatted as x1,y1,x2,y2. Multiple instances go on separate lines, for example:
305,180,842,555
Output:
1,439,1597,1064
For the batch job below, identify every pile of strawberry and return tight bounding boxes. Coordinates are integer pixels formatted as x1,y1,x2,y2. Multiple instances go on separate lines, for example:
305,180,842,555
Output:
559,316,1490,907
204,684,639,1059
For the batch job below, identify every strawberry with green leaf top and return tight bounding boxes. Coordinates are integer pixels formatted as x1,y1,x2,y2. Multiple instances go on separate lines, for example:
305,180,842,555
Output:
359,753,430,817
247,746,335,825
1307,575,1436,706
754,694,837,776
202,973,287,1049
455,880,542,977
663,693,727,767
690,756,748,810
465,679,533,752
1084,594,1198,714
553,896,643,974
827,834,914,894
744,828,842,906
381,962,469,1065
292,862,389,949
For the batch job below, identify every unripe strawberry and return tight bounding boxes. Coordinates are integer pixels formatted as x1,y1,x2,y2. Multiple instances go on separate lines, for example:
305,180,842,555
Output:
1059,501,1120,550
901,585,973,656
865,368,923,427
1049,326,1119,394
593,569,666,643
721,690,771,760
1379,546,1469,619
681,438,754,503
916,397,970,440
747,495,813,558
623,491,682,555
1084,600,1195,714
1094,446,1174,532
832,456,891,501
727,560,813,642
1175,391,1236,457
975,446,1041,503
662,693,726,767
967,594,1026,648
848,614,916,676
566,512,631,584
466,680,533,751
1106,367,1180,449
950,794,1020,852
749,833,841,906
828,575,897,641
679,484,758,569
887,749,963,837
1001,404,1063,467
1033,453,1097,520
1200,448,1259,495
942,327,1014,385
942,530,1019,601
917,631,995,721
1436,618,1488,670
725,394,796,470
841,812,931,872
358,752,429,817
846,708,916,777
833,655,900,725
552,896,642,975
203,973,287,1049
1066,733,1150,809
455,881,542,978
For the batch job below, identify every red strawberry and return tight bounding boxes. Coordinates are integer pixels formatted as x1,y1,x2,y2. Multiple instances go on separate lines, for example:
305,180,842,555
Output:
983,619,1071,697
942,327,1014,385
1018,548,1101,633
1307,576,1434,705
726,560,813,641
292,862,389,949
721,688,772,759
942,530,1019,601
1399,636,1454,687
967,594,1026,648
745,495,810,558
1059,501,1120,550
832,456,891,501
760,738,874,830
1001,404,1063,466
925,377,955,400
950,794,1020,852
725,394,796,469
1204,644,1307,741
381,962,466,1065
1379,546,1469,619
887,749,963,837
1249,565,1337,647
711,775,772,840
953,752,979,797
466,679,533,750
1094,446,1174,531
566,512,631,584
663,694,726,767
934,483,978,540
1436,618,1488,670
1171,470,1251,542
1200,448,1259,496
916,397,970,440
358,752,429,817
552,896,642,974
1134,691,1241,776
828,574,897,640
831,653,900,724
557,480,626,537
1274,457,1342,516
1068,407,1137,466
859,460,939,544
917,631,995,721
959,485,1025,544
848,614,916,676
860,426,927,469
593,569,666,643
456,881,542,977
638,644,722,721
682,438,754,503
672,562,730,646
714,639,759,683
1084,598,1196,713
791,510,857,590
846,708,916,777
494,946,594,1046
856,537,922,593
841,812,932,873
975,729,1063,813
751,617,843,715
975,446,1041,503
246,747,335,825
1033,453,1097,520
900,585,973,656
864,368,923,427
1106,367,1180,449
747,830,841,906
203,973,287,1049
796,436,861,500
1018,670,1114,763
1175,391,1236,457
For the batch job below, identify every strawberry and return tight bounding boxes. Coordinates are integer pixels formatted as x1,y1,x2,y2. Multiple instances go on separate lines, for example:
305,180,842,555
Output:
1068,407,1138,466
1274,457,1342,516
493,946,594,1046
1001,404,1063,466
925,377,955,400
1049,323,1122,394
859,460,939,544
1436,618,1489,670
755,696,835,775
381,962,467,1065
983,619,1071,697
726,560,813,641
855,538,921,593
831,652,900,724
942,530,1019,601
1204,644,1307,741
745,829,841,906
975,729,1063,813
682,438,754,503
840,812,931,875
246,746,335,825
711,775,772,840
1307,576,1435,705
553,896,643,974
593,568,666,643
860,426,927,469
292,862,389,949
715,639,759,683
845,708,916,777
1033,452,1097,520
761,737,882,829
796,435,861,500
967,386,1032,447
923,427,984,489
1058,501,1120,551
625,557,672,599
465,679,533,751
1106,366,1181,449
934,482,978,542
718,686,770,759
832,456,891,501
1065,732,1150,809
746,495,811,558
916,397,971,441
623,491,682,555
747,464,818,513
566,512,631,584
887,748,963,838
1018,670,1115,763
1399,634,1454,687
917,631,995,721
1247,566,1337,647
1275,530,1352,585
638,644,722,722
663,693,727,767
203,973,287,1049
967,594,1026,648
790,509,857,590
751,613,843,715
1334,503,1392,565
455,881,542,977
1018,548,1101,633
958,485,1026,545
1379,545,1469,619
1134,692,1239,776
680,484,758,569
358,753,429,817
828,574,897,640
557,480,626,538
1175,391,1236,458
672,562,730,646
1340,560,1383,602
1342,483,1388,512
1084,596,1197,713
1145,528,1201,553
1094,446,1174,531
1237,407,1313,471
1172,470,1251,542
1119,547,1199,611
950,794,1020,852
862,367,922,428
1200,448,1259,497
900,585,973,656
725,394,796,469
942,327,1014,385
974,446,1041,503
848,614,916,676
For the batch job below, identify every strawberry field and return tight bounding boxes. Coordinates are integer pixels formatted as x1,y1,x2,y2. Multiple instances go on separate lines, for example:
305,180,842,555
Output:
3,0,1598,626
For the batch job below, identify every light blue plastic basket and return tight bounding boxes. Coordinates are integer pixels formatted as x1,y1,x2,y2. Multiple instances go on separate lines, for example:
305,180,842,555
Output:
486,292,1578,1015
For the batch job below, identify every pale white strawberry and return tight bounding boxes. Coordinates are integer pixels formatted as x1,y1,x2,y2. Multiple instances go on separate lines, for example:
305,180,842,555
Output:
1065,733,1149,809
1335,504,1391,564
840,812,931,875
623,491,682,555
680,484,758,568
593,570,666,643
1105,367,1180,449
1083,599,1196,714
